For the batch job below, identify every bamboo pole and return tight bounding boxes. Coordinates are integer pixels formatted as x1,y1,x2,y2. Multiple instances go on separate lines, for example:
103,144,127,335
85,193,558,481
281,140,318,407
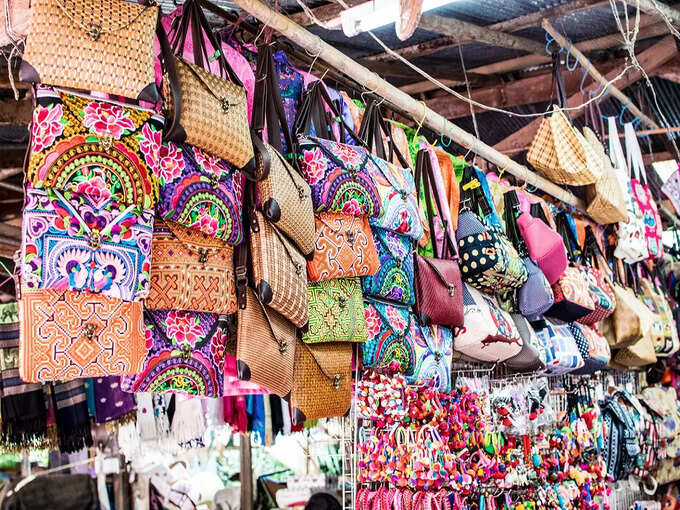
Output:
620,0,680,27
542,19,660,130
231,0,585,210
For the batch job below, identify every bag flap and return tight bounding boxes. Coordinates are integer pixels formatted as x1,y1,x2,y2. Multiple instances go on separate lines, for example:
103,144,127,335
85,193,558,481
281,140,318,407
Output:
163,218,230,251
302,342,352,381
55,0,156,35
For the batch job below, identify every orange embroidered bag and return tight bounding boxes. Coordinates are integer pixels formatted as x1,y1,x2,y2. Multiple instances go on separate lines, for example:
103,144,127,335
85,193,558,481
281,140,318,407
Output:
307,212,379,282
19,289,146,383
146,219,237,315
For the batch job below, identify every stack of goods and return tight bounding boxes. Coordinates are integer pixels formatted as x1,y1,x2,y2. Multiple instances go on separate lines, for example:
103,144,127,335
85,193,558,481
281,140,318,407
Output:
355,371,609,508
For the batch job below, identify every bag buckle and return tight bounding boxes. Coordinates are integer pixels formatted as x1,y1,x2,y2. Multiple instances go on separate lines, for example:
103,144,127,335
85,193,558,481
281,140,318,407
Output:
447,284,456,297
83,323,98,341
89,230,101,250
219,97,231,114
236,265,248,309
333,374,341,389
197,248,209,264
99,133,113,151
87,23,102,41
345,230,355,244
179,343,192,361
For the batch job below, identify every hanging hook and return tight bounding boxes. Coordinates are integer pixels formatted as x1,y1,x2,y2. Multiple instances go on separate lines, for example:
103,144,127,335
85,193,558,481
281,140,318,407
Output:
413,101,428,139
440,132,452,148
618,104,628,126
565,46,579,72
497,156,511,181
545,32,560,55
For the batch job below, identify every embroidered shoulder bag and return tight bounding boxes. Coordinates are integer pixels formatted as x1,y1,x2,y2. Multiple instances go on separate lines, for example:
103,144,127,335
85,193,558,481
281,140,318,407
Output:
407,323,453,393
121,310,228,397
146,219,237,315
362,299,417,373
21,186,153,302
576,225,616,325
27,86,160,210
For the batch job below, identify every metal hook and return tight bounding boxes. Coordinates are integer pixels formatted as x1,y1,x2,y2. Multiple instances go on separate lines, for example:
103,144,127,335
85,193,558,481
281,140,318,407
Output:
618,104,628,126
440,132,453,148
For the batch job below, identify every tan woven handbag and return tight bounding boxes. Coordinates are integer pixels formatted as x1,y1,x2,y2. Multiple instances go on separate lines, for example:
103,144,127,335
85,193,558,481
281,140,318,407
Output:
251,44,315,257
249,211,309,328
290,340,352,421
162,0,254,170
146,220,237,315
20,0,159,102
599,282,643,349
236,288,296,397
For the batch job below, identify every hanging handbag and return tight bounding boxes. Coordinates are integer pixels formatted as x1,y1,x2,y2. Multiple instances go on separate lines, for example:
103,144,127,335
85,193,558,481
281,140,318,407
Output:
662,162,680,217
503,190,553,320
532,319,584,375
576,226,616,325
236,287,296,397
294,82,382,218
146,219,237,314
567,322,611,374
161,1,253,170
303,277,367,344
625,122,664,260
249,209,309,328
20,0,159,102
412,149,463,327
609,116,649,263
362,299,416,373
527,54,599,185
640,263,678,356
153,140,245,244
453,284,523,363
600,256,645,349
250,44,315,257
26,86,160,209
120,310,229,397
306,212,379,282
582,100,629,224
21,186,153,302
407,323,453,393
504,314,546,372
357,101,423,240
545,213,595,322
516,205,567,285
290,339,352,421
457,164,527,295
361,227,415,305
19,289,146,382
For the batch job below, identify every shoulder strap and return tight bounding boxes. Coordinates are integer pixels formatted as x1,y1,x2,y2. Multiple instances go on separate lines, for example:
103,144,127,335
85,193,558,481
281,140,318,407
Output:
358,100,409,169
503,190,528,258
157,20,182,142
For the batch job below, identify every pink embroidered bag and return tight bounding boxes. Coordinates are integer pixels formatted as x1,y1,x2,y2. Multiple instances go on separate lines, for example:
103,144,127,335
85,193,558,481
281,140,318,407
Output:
516,206,568,285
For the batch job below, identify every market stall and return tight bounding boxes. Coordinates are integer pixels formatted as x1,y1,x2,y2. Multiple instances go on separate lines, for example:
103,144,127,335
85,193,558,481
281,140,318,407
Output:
1,0,680,508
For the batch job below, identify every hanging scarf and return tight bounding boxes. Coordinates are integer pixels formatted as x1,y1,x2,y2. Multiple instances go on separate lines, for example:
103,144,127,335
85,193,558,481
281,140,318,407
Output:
92,376,136,425
52,380,93,453
0,302,48,449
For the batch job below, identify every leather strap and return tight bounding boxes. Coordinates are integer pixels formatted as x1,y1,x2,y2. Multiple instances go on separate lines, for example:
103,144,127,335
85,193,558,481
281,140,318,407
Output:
358,99,410,169
555,211,580,264
503,190,529,258
459,163,493,219
157,20,182,142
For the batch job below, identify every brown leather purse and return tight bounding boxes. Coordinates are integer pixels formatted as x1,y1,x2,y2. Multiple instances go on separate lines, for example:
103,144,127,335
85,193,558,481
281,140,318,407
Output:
236,288,296,397
251,44,315,257
290,340,352,421
412,149,463,327
146,219,237,315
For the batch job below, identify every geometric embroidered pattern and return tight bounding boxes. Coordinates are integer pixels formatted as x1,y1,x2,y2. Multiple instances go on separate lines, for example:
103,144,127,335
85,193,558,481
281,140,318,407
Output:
19,290,146,382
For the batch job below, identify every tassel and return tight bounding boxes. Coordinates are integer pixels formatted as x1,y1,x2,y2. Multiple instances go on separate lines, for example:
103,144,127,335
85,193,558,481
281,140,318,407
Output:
170,395,206,446
135,393,157,441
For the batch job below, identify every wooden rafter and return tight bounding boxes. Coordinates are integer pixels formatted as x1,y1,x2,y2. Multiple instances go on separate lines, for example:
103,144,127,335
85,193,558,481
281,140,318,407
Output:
287,0,366,27
494,35,677,153
362,0,608,64
620,0,680,26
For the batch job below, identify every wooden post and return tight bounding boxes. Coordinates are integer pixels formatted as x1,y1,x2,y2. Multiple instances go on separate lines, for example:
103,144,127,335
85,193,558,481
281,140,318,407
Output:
231,0,584,209
240,433,254,510
542,19,659,129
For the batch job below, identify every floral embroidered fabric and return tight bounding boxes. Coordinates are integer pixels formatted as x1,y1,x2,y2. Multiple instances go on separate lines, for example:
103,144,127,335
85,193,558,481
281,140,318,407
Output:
361,227,415,305
154,140,245,244
21,186,153,301
297,137,382,217
121,310,228,397
27,86,160,210
362,299,416,373
408,323,453,393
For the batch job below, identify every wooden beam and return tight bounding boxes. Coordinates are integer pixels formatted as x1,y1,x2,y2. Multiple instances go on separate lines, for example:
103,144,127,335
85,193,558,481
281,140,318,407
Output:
620,0,680,27
361,0,607,63
427,58,620,119
494,35,677,153
362,59,484,82
233,0,585,209
543,19,659,129
418,14,545,54
401,19,668,95
287,0,366,27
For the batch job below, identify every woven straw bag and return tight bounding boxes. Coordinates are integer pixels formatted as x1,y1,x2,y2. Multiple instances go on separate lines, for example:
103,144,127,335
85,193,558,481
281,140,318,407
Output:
583,127,629,224
20,0,159,101
163,57,253,169
290,340,352,421
251,44,315,257
614,295,659,367
236,288,296,397
146,220,237,315
551,106,600,185
599,282,643,348
249,211,308,328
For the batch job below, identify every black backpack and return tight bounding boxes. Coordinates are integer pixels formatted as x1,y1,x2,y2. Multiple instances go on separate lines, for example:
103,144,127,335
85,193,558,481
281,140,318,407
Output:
601,395,641,481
